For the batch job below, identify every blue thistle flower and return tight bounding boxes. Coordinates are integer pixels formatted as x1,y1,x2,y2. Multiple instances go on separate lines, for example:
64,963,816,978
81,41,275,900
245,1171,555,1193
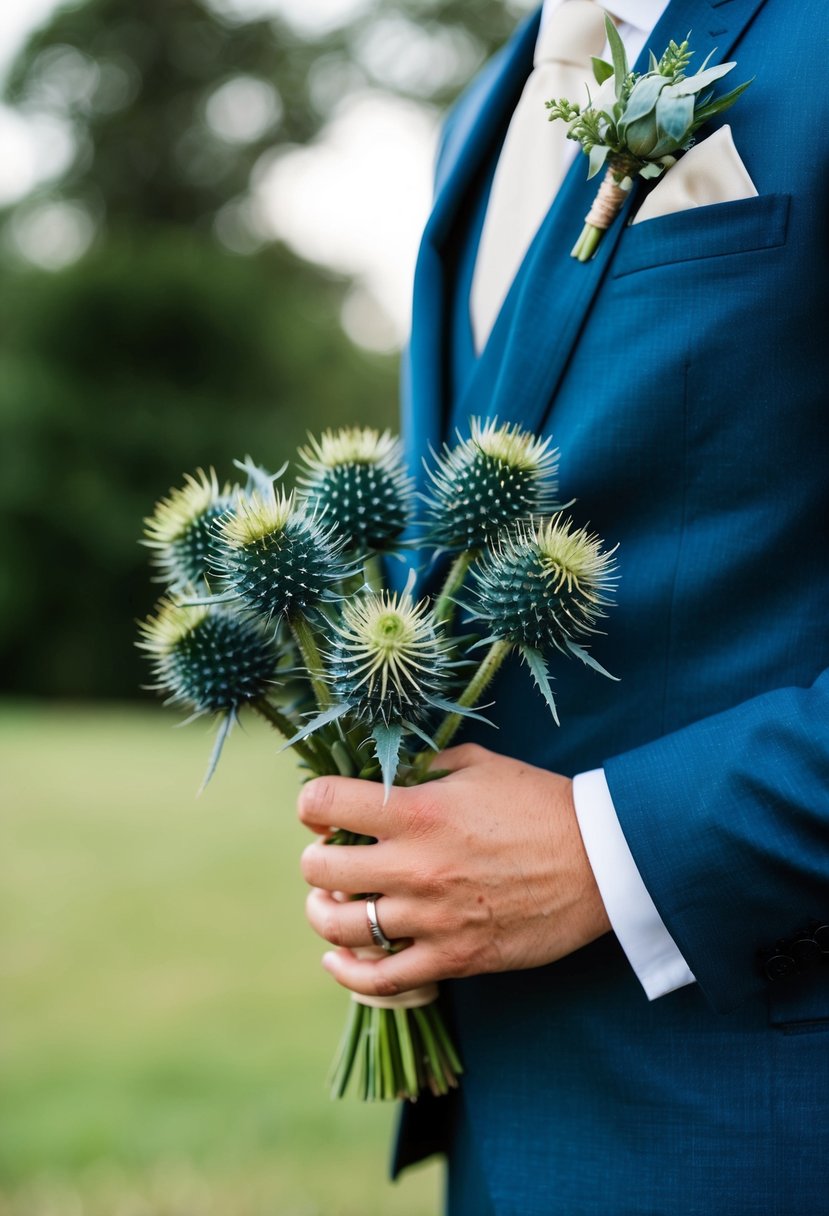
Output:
139,600,277,715
422,418,561,553
143,468,235,589
286,585,480,796
297,428,414,553
211,487,354,629
467,515,619,721
327,590,455,728
138,599,280,787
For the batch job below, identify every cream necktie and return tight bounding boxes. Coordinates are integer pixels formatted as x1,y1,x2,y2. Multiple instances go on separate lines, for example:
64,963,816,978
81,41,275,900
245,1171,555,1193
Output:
470,0,608,353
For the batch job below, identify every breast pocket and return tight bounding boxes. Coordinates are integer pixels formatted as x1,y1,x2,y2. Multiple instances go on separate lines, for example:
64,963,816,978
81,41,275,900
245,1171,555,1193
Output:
611,193,791,279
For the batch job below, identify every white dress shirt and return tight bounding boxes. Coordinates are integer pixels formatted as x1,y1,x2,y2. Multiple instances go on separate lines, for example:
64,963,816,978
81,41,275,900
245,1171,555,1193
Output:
537,0,696,1000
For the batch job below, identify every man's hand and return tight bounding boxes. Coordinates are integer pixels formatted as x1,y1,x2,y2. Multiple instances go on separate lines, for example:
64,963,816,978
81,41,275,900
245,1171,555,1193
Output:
297,743,611,998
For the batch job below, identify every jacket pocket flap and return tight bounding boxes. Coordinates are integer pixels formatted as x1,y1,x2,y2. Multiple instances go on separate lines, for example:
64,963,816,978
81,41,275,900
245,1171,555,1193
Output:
768,966,829,1033
612,193,790,279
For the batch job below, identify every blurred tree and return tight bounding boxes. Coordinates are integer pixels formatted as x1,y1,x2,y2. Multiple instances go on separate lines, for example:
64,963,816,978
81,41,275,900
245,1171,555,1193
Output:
1,0,527,243
0,235,396,697
0,0,531,698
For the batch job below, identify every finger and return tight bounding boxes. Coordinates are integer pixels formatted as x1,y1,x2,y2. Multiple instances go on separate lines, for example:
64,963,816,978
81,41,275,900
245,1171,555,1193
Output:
322,943,448,998
428,741,492,774
297,775,406,837
301,839,402,895
305,889,414,950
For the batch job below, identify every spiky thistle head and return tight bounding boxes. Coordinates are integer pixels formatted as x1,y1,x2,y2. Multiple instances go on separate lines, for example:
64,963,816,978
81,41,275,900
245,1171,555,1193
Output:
138,599,278,716
326,589,454,727
422,418,561,553
143,468,235,589
296,427,414,552
469,515,618,656
212,487,353,628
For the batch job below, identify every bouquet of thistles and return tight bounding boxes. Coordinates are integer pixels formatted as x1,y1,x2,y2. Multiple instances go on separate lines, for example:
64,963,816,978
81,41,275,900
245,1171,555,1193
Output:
138,419,618,1101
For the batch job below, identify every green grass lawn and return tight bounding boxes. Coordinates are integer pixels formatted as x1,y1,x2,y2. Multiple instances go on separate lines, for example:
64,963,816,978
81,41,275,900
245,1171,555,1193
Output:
0,702,443,1215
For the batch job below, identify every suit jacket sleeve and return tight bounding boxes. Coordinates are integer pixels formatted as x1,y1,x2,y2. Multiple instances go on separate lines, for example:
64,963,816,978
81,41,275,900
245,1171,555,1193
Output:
604,666,829,1013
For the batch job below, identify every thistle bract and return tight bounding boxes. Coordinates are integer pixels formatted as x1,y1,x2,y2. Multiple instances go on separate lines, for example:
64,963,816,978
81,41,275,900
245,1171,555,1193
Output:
471,516,617,653
297,428,413,552
143,468,234,589
423,418,561,552
139,600,277,715
213,488,351,627
467,516,618,720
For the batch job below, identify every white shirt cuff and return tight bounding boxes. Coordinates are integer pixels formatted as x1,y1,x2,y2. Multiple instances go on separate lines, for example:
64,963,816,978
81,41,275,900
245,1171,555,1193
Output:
573,768,696,1000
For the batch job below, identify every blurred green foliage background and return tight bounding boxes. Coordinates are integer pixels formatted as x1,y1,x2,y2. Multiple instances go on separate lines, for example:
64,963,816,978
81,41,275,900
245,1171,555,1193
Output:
0,703,443,1214
0,0,529,700
0,1,532,1210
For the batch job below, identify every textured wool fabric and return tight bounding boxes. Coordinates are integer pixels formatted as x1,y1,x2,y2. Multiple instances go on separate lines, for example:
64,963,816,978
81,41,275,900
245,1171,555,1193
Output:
394,0,829,1212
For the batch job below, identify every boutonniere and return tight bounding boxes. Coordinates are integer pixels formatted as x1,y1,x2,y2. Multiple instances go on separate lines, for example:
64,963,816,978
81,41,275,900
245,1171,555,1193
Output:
545,16,752,261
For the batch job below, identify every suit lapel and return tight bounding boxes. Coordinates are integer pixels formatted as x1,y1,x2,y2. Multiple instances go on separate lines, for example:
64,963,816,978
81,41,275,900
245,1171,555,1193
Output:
403,10,540,484
460,0,769,439
426,11,541,249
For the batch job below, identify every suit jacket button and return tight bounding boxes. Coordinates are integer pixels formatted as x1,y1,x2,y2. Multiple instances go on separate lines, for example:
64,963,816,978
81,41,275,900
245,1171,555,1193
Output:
791,936,821,967
813,923,829,953
764,953,797,981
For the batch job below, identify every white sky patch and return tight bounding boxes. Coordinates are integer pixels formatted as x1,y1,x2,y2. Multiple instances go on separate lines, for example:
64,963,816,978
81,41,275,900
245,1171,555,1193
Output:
0,106,76,206
205,75,283,144
0,0,64,82
9,198,95,269
206,0,373,36
253,90,438,346
0,0,531,344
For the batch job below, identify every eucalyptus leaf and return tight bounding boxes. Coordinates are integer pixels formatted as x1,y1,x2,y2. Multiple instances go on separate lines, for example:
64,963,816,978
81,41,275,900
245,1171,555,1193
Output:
592,56,614,85
622,109,659,158
605,14,628,101
619,73,671,132
654,90,696,146
587,142,611,180
690,78,753,129
673,60,737,95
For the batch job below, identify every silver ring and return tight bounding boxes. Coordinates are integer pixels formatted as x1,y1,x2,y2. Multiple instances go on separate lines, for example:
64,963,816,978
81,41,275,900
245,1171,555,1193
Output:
365,895,394,953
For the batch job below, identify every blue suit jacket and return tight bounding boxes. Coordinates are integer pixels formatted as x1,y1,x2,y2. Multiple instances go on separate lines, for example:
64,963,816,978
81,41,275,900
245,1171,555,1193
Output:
395,1,829,1212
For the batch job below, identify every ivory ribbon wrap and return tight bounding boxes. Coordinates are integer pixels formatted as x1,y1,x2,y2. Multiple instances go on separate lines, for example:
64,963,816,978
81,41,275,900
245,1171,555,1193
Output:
351,946,439,1010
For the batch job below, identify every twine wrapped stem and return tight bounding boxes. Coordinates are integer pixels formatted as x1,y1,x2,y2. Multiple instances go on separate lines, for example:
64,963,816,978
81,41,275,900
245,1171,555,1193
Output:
571,154,640,262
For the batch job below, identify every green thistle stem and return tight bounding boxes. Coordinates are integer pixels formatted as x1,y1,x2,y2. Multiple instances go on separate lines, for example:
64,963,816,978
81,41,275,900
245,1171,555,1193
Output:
251,698,322,770
434,550,475,627
363,554,383,593
571,224,603,262
409,638,512,780
289,615,331,710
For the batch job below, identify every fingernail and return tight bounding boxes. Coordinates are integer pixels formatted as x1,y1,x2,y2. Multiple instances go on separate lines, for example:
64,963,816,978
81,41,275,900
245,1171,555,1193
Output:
322,952,336,972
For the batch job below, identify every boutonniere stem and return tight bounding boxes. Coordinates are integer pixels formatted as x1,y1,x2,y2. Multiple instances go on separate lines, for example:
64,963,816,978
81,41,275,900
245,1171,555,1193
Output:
546,16,752,261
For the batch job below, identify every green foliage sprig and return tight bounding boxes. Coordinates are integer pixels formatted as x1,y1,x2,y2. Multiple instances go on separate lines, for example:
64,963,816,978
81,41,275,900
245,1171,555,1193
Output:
546,16,752,260
138,419,618,1102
